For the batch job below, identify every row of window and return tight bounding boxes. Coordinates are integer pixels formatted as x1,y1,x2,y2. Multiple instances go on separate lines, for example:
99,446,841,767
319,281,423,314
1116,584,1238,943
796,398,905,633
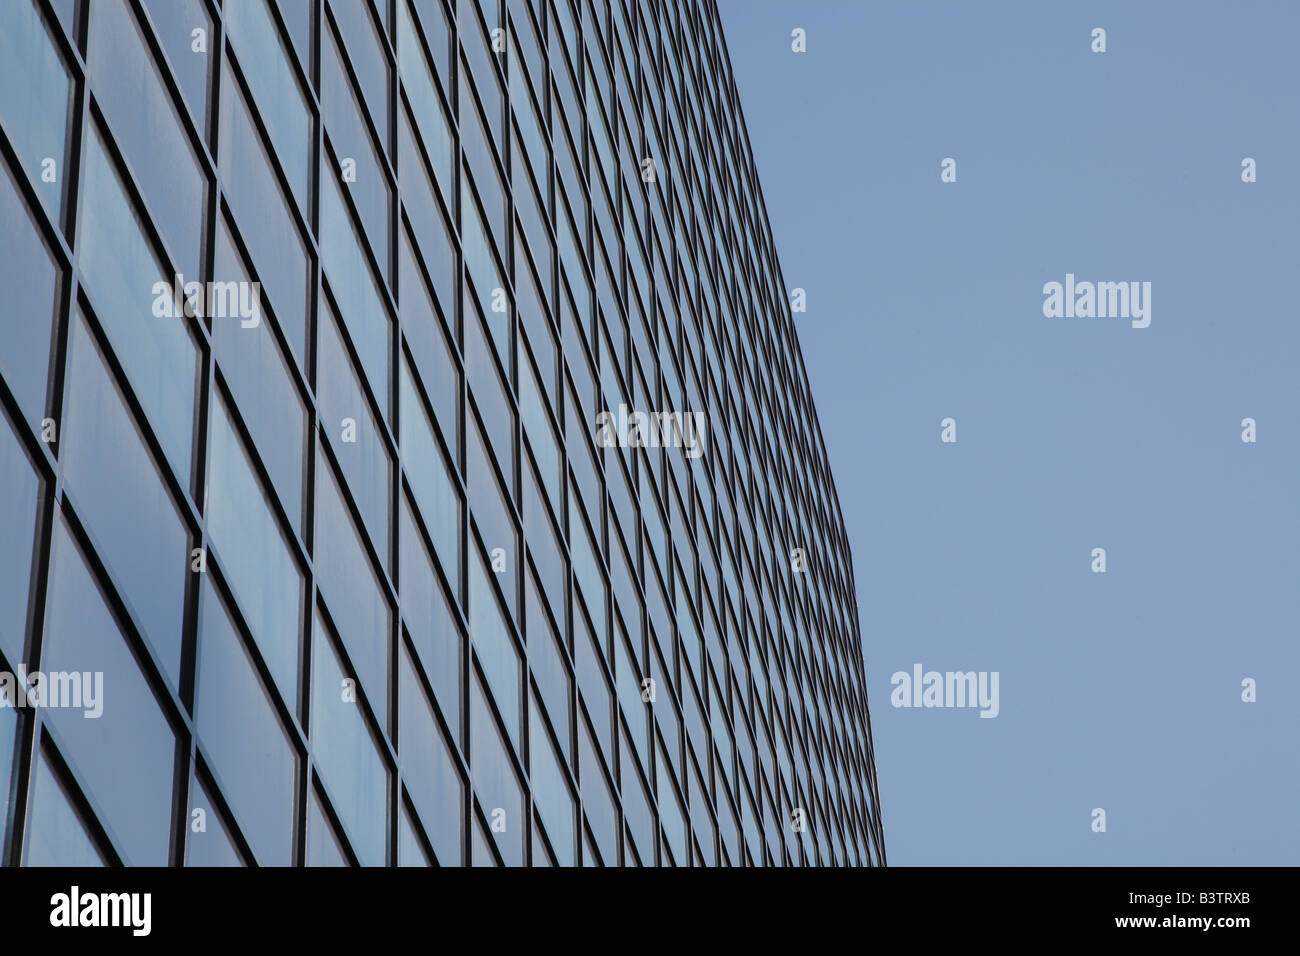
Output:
0,0,882,865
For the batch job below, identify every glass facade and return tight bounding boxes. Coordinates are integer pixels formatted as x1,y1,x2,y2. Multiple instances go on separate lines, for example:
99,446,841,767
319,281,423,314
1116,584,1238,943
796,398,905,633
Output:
0,0,884,865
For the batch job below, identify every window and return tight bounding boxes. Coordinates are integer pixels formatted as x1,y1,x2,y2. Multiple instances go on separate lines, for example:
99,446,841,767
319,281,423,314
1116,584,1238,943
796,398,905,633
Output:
218,59,310,367
317,297,391,565
61,309,189,687
314,448,392,723
0,0,73,221
320,162,392,418
195,580,297,866
184,772,244,867
23,749,105,866
305,786,349,866
322,19,391,282
310,611,390,866
140,0,213,134
0,139,59,427
224,0,312,210
470,671,523,866
88,0,206,283
400,355,462,592
212,215,307,531
529,691,575,865
77,124,199,486
396,0,454,204
206,394,304,709
398,641,463,865
325,0,390,149
399,226,459,444
0,410,38,667
399,494,462,740
469,548,522,748
41,514,177,866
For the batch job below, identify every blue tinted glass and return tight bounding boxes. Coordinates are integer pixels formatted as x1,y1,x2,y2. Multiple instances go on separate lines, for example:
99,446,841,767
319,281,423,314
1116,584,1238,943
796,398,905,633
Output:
24,750,105,866
325,0,389,148
88,0,206,283
196,579,297,865
78,125,199,486
224,0,312,210
398,804,431,866
468,549,520,746
184,773,244,866
317,298,391,565
0,159,58,427
140,0,213,133
399,357,461,590
470,671,523,865
0,693,15,834
529,695,574,865
461,178,511,357
398,641,463,865
322,22,390,282
398,229,458,441
212,216,307,531
396,0,453,201
206,395,303,708
218,60,309,367
320,165,392,417
0,0,72,219
306,786,349,866
310,611,389,866
0,411,37,667
399,495,461,740
61,310,188,687
396,107,457,320
314,449,391,718
41,514,177,866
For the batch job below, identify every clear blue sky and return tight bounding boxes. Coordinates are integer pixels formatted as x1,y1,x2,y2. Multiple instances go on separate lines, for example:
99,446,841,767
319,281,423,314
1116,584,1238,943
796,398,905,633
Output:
718,0,1300,865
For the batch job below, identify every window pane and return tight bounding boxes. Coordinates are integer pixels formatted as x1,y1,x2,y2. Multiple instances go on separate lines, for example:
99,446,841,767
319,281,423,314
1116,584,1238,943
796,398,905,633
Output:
23,750,105,867
468,548,520,747
399,494,461,741
305,786,349,866
78,124,199,486
320,163,392,417
310,611,389,866
88,0,205,283
184,773,244,867
196,580,296,865
470,671,523,866
0,158,59,426
0,411,38,667
461,178,510,357
325,0,389,149
318,298,391,564
322,19,390,282
400,356,461,592
530,693,575,865
140,0,213,133
314,449,391,719
396,0,453,203
41,514,177,866
398,641,463,865
218,59,309,367
206,395,303,709
398,803,431,866
224,0,312,210
399,227,458,443
61,310,189,687
212,215,307,531
0,688,16,835
0,0,73,220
